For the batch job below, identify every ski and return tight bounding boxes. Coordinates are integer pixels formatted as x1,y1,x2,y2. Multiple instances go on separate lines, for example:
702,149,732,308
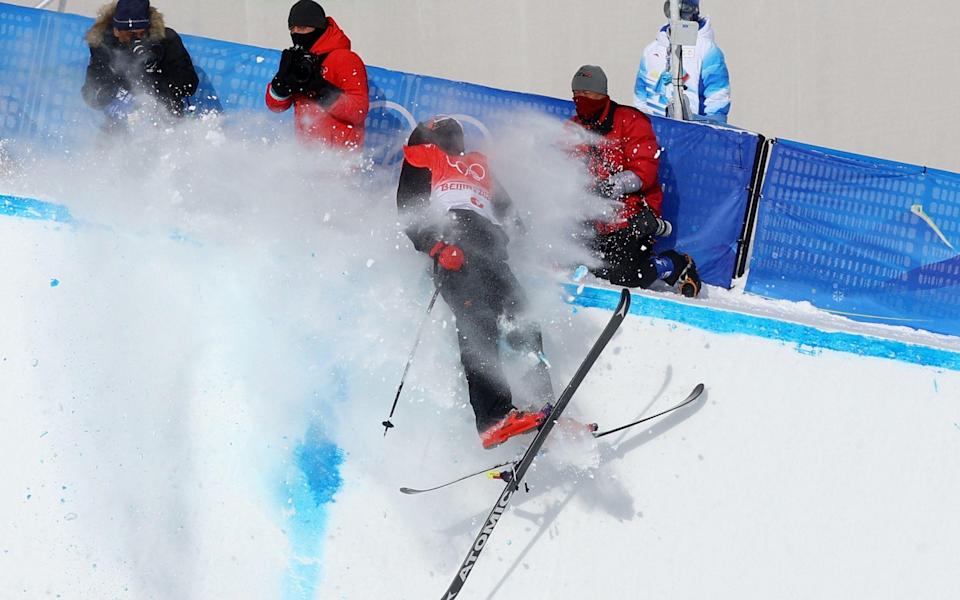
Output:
440,287,631,600
593,382,705,438
400,383,704,496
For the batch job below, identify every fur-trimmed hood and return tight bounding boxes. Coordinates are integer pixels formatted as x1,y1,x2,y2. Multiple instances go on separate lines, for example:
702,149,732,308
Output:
86,2,166,47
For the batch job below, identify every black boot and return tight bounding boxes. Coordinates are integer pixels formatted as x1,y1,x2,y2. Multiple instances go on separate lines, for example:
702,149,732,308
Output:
659,250,701,298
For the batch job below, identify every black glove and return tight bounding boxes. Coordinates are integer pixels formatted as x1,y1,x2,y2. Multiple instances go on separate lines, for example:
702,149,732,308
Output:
304,74,342,107
629,204,672,238
132,38,163,73
270,48,299,97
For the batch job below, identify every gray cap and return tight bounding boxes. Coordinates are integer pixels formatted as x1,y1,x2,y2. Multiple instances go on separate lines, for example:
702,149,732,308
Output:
571,65,608,95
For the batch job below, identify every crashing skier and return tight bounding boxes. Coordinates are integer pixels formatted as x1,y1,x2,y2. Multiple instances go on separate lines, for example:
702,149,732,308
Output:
396,116,553,449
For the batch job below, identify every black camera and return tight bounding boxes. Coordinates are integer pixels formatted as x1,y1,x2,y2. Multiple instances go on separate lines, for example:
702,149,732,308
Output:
131,39,161,71
131,39,149,56
289,51,320,85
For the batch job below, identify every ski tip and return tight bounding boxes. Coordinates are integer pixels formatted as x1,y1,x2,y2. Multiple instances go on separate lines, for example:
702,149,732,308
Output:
399,487,418,495
693,383,705,395
616,288,631,317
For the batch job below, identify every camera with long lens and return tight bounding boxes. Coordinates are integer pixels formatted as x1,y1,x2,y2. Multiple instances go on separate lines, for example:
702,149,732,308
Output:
289,50,320,86
131,38,160,71
131,39,149,56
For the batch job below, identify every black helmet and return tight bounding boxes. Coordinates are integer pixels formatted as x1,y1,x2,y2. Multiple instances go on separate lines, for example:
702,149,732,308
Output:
426,116,465,156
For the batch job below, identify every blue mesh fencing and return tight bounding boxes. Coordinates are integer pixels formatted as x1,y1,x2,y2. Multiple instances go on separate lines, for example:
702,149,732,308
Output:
0,2,758,288
747,139,960,337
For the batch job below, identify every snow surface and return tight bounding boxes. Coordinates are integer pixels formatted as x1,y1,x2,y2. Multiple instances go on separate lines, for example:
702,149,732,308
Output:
1,115,959,600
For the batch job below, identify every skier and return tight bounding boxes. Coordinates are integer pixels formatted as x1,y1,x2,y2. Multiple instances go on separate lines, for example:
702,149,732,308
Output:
568,65,701,297
397,116,553,449
633,0,731,123
265,0,369,149
81,0,199,126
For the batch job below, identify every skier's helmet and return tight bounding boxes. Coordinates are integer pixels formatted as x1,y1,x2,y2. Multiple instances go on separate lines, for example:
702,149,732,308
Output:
663,0,700,21
426,116,465,156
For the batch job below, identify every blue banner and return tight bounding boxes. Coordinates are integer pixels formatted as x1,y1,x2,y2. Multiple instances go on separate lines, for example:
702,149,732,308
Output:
747,139,960,337
0,2,757,288
649,119,759,288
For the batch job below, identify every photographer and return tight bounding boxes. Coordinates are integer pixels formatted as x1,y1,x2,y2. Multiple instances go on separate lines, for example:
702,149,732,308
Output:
568,65,702,297
265,1,369,150
81,0,199,125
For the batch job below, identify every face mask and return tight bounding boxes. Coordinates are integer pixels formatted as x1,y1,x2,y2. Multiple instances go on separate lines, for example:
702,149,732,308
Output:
291,29,323,50
573,95,609,122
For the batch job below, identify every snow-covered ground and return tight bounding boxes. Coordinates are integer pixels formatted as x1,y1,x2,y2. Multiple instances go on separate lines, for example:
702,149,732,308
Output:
2,119,959,599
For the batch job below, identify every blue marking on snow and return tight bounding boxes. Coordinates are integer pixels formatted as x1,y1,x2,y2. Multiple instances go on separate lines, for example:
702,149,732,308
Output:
280,424,345,600
564,284,960,372
0,194,347,598
1,194,73,223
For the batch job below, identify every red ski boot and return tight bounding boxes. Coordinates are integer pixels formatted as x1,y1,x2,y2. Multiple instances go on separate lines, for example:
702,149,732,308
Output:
480,407,549,450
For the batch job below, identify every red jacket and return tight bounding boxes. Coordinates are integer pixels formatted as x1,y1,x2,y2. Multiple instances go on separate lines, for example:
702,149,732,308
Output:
570,101,663,235
265,18,369,149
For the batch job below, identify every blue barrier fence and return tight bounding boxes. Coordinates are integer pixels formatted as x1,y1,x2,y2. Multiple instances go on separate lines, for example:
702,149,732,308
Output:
747,140,960,337
0,2,757,289
6,3,959,337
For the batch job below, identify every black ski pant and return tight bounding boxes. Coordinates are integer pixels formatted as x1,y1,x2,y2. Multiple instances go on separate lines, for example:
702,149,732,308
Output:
436,212,553,433
589,226,661,289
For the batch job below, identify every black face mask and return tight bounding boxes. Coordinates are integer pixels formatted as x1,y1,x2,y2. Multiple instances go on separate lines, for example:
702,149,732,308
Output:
291,29,323,50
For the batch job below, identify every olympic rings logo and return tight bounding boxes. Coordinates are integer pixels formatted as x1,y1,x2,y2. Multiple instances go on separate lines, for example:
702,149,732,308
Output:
446,156,486,182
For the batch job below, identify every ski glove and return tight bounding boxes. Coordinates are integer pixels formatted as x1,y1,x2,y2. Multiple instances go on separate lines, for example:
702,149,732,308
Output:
629,204,672,238
270,48,299,98
597,170,642,200
104,88,136,121
429,241,465,272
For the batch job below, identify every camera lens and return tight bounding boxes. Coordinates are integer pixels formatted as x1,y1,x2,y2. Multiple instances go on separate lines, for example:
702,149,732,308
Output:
290,54,316,84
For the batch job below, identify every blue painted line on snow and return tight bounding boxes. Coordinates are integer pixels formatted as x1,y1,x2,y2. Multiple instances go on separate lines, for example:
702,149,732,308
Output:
1,194,73,223
280,425,344,600
564,284,960,372
2,192,347,597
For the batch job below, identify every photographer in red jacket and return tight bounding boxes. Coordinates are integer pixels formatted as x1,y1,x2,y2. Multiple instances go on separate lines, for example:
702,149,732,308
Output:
265,1,369,149
568,65,701,297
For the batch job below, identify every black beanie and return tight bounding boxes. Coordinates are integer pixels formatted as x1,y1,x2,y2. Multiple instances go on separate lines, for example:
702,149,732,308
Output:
288,0,327,30
113,0,151,31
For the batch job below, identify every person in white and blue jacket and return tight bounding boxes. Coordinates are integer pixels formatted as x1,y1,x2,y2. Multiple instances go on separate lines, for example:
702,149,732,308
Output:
633,0,731,123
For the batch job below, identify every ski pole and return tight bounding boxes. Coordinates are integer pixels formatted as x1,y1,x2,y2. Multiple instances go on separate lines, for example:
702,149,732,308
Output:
382,284,442,435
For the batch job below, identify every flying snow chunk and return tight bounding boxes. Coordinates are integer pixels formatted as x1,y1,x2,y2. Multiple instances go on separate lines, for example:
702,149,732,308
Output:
572,265,589,283
366,259,375,268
